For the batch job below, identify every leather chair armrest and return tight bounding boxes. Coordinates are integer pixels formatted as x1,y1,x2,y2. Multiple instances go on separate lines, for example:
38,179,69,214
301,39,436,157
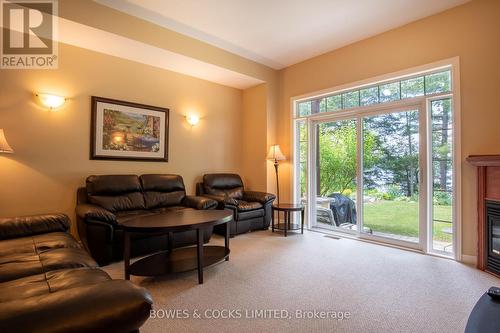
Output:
183,195,218,210
86,220,115,243
243,191,276,204
0,280,153,333
76,204,117,225
0,213,70,241
202,194,239,208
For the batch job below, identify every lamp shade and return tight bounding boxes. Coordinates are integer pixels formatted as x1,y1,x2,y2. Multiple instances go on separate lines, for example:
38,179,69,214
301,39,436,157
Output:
0,129,14,153
267,145,285,161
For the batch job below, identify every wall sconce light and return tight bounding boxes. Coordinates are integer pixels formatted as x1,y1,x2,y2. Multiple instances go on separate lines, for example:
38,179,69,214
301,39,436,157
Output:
36,93,66,110
185,114,200,126
0,129,14,153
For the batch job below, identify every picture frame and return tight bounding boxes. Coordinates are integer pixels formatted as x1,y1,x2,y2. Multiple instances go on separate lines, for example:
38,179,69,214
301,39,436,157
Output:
90,96,169,162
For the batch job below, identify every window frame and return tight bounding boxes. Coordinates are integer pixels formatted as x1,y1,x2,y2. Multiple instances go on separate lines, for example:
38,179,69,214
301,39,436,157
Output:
294,62,454,118
290,57,462,261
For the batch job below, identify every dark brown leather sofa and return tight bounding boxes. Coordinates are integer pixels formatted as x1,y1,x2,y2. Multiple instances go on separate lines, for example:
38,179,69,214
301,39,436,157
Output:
196,173,276,236
76,174,218,265
0,213,152,333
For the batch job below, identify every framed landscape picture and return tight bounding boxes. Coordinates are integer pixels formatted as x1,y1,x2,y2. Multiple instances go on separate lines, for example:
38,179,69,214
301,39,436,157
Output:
91,96,169,162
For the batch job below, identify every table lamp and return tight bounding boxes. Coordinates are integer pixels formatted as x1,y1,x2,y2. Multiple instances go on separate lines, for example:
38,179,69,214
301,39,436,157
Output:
0,129,14,153
267,144,285,205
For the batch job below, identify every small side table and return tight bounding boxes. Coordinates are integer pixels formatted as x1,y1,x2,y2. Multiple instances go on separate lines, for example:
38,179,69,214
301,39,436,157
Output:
272,203,305,237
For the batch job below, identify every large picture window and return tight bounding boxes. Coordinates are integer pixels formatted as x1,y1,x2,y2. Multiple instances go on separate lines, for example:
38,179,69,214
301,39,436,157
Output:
293,60,460,259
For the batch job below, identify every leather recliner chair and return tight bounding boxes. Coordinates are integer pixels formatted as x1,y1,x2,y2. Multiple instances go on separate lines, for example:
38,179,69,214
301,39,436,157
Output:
196,173,276,236
76,174,217,266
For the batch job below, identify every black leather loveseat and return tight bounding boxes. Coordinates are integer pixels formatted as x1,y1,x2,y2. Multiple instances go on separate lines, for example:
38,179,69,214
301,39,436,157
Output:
0,213,152,333
196,173,275,236
76,174,217,265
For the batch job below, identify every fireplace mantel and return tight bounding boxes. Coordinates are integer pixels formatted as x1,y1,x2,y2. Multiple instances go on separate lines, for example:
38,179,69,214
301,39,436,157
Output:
467,154,500,277
467,155,500,167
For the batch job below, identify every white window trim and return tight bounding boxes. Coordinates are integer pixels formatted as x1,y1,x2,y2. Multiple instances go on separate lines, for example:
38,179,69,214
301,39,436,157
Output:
290,57,462,261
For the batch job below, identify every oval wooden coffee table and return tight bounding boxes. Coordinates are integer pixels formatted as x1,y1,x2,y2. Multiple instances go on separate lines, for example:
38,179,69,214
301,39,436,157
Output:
121,209,233,284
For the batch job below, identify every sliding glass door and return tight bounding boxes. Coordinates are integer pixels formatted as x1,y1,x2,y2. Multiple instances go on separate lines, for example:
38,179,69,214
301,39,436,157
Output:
429,97,454,254
305,100,457,254
310,106,426,249
361,108,422,246
312,118,358,232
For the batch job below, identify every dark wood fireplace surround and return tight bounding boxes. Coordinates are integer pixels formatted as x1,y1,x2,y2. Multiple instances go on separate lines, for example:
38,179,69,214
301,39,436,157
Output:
467,154,500,278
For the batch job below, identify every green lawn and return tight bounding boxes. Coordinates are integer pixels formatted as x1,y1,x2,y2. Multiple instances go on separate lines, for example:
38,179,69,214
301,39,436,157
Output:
363,200,452,242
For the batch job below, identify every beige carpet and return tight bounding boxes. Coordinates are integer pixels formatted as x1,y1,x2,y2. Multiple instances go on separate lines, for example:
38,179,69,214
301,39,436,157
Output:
103,230,498,333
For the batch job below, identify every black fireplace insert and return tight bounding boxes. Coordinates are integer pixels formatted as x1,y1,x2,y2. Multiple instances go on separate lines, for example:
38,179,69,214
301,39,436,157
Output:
486,200,500,275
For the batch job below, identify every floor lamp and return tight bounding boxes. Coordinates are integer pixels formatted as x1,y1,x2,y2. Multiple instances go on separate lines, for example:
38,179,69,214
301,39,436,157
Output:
267,145,285,206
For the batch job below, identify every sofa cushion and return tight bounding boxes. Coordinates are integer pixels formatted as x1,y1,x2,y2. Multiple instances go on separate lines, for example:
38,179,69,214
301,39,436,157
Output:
0,268,110,303
237,209,265,221
0,273,49,302
143,191,185,210
0,214,70,241
87,175,142,195
203,174,244,199
32,232,83,253
0,237,36,257
45,267,110,292
0,232,97,283
86,175,145,212
0,253,43,283
140,174,185,192
0,280,153,333
0,232,80,258
0,247,97,283
237,200,263,212
40,247,98,271
89,192,146,213
140,174,186,209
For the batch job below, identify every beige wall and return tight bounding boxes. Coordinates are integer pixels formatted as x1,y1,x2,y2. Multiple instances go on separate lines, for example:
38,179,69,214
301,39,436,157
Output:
277,0,500,257
240,80,281,194
265,79,280,195
241,84,267,190
0,44,243,228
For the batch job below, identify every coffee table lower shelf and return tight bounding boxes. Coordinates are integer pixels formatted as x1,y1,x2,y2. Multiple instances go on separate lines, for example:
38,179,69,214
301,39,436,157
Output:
128,245,230,277
273,223,302,231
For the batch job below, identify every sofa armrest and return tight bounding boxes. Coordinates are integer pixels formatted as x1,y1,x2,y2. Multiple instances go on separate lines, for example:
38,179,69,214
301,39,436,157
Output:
76,204,117,225
0,213,70,241
0,280,153,333
183,195,218,210
202,194,239,208
243,191,276,205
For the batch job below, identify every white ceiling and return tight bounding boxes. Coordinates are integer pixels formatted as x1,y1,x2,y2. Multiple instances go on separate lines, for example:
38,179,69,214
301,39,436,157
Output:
98,0,470,69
